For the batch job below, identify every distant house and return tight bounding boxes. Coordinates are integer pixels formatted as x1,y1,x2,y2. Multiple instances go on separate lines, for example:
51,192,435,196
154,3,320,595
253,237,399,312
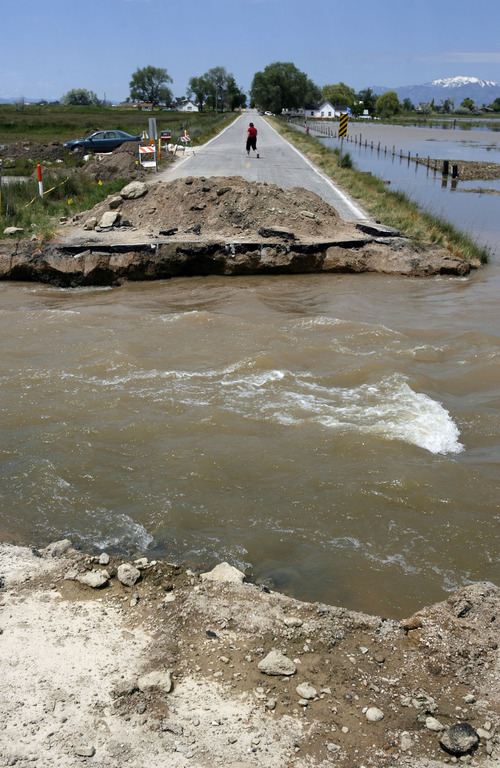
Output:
136,102,153,111
306,101,347,119
178,99,199,112
283,102,348,118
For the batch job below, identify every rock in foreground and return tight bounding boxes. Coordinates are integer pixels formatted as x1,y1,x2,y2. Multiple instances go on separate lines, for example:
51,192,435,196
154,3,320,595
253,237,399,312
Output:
0,542,498,768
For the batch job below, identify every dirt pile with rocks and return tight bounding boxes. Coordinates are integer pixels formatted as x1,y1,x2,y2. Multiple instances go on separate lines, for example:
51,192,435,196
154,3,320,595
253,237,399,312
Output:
82,175,352,242
0,542,499,768
80,140,166,183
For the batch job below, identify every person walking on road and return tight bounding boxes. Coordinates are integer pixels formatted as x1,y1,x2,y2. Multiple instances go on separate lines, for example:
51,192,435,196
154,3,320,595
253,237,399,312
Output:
246,122,259,158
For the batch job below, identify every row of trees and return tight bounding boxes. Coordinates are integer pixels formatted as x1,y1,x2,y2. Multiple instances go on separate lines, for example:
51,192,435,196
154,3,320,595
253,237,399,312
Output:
60,64,500,117
60,65,246,111
248,65,390,118
128,65,246,111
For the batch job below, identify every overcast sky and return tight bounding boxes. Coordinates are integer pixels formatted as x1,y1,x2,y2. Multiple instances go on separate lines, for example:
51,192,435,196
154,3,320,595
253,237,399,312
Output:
2,0,499,102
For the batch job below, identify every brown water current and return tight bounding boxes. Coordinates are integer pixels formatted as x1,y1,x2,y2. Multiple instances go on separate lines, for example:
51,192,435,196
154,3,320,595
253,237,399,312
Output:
1,264,499,618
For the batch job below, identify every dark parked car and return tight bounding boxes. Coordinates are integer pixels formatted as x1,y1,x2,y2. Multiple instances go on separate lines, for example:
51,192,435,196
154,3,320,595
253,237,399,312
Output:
63,130,141,153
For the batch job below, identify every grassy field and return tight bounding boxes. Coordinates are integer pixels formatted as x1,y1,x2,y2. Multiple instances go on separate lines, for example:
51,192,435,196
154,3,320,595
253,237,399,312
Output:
0,106,238,237
272,119,490,264
0,104,237,145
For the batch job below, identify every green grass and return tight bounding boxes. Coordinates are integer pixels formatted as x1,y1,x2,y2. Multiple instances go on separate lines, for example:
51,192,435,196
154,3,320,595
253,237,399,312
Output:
272,119,490,264
0,104,238,144
0,107,240,238
1,173,127,239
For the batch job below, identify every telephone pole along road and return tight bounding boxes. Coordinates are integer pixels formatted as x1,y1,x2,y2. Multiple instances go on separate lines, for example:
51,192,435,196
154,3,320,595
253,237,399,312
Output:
157,111,370,223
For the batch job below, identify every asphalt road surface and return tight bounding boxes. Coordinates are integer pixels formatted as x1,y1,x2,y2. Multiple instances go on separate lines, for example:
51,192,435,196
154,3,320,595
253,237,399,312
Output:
157,111,369,223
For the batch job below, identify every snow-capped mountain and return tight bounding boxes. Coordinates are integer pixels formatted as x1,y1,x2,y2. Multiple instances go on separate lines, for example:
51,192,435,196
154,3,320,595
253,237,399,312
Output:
431,76,498,89
371,76,500,106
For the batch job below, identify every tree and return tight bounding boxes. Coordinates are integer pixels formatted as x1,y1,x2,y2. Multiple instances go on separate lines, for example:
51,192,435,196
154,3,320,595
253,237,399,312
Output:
129,66,173,107
461,97,475,111
490,97,500,112
250,62,321,114
226,75,246,111
190,67,245,112
187,76,211,111
375,90,401,118
356,88,377,115
61,88,100,106
205,66,229,112
402,98,415,112
322,82,355,108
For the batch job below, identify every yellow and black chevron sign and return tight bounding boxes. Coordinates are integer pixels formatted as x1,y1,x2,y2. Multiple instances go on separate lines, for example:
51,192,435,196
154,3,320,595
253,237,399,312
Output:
339,113,349,137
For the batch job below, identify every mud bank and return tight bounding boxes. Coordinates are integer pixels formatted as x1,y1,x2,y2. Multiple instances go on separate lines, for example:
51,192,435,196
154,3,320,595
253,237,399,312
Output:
0,176,474,285
0,234,472,286
0,542,499,768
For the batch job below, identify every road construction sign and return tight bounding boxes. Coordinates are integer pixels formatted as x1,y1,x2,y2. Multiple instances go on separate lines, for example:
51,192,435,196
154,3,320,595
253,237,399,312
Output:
339,113,348,137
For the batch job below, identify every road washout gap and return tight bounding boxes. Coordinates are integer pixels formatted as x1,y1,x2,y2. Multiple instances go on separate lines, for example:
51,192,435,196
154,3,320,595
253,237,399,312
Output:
0,176,474,285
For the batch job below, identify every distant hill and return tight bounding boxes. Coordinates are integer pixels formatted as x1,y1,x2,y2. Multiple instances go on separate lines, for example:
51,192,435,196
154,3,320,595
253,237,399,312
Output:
371,76,500,107
0,97,42,104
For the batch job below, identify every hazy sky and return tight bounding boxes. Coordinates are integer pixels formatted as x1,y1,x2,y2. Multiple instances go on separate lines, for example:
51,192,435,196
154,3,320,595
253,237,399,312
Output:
2,0,499,102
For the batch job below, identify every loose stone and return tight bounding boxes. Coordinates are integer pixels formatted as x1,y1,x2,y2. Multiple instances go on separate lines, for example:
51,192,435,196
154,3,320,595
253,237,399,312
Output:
117,563,141,587
365,707,384,722
120,181,148,199
200,562,246,584
439,723,479,755
99,211,121,229
296,682,317,700
476,727,491,740
137,669,173,694
42,539,73,558
400,732,413,751
4,227,24,236
76,570,108,589
283,617,303,628
426,716,445,731
258,650,297,676
75,746,95,757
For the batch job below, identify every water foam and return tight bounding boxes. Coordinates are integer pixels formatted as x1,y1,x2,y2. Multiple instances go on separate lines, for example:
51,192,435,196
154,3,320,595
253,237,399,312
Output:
69,358,464,456
269,374,463,455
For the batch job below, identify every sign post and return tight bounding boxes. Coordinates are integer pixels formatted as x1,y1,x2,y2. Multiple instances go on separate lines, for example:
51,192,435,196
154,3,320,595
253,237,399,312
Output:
37,164,43,198
338,113,348,167
148,117,157,141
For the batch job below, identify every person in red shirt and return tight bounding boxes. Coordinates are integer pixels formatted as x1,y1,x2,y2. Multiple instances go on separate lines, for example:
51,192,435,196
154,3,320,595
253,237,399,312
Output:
246,122,259,158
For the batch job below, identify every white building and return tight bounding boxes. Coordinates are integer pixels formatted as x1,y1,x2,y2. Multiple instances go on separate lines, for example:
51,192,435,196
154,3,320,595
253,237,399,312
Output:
305,101,347,119
178,99,199,112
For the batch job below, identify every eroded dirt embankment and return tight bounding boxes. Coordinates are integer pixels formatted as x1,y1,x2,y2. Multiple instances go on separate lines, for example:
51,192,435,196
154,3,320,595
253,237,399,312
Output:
0,176,473,285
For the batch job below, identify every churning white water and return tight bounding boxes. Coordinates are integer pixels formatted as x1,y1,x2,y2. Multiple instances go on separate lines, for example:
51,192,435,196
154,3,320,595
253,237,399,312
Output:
1,267,499,617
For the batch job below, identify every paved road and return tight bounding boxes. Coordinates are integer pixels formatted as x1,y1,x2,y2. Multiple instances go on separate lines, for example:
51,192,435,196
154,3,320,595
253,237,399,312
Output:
156,111,369,223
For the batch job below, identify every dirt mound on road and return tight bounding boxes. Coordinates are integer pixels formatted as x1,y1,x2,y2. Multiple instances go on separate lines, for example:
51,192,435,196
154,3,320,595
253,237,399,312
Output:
83,174,353,243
